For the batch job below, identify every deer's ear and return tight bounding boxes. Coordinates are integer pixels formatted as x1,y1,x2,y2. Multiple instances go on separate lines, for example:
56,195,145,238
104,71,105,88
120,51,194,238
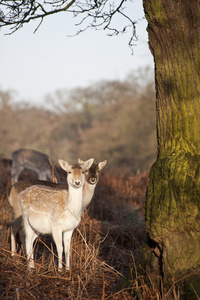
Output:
78,158,84,165
83,158,94,171
98,160,107,170
59,159,70,172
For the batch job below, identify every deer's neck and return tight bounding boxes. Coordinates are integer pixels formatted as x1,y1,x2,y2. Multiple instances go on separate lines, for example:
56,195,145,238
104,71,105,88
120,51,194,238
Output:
82,182,96,211
67,184,83,216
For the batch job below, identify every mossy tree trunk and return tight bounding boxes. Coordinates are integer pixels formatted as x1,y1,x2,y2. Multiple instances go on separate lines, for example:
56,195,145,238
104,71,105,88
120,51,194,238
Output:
143,0,200,296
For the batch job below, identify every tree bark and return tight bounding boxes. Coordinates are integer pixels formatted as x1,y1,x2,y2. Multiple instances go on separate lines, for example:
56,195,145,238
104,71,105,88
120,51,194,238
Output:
143,0,200,296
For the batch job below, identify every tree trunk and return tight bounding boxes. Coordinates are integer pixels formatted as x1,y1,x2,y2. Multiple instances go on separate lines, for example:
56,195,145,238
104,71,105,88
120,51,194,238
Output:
143,0,200,297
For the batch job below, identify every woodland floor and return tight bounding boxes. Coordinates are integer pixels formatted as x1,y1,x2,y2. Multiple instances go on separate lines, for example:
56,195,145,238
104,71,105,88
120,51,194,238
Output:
0,164,161,299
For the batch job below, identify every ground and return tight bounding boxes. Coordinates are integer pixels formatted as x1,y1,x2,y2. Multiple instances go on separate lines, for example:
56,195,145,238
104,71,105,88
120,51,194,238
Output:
0,162,160,299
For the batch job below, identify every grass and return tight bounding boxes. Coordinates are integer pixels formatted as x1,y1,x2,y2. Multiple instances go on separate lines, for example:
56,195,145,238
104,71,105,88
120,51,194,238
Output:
0,166,163,299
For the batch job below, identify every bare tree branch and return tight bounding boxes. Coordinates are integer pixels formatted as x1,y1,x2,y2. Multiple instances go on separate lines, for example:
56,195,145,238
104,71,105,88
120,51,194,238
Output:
0,0,137,48
0,0,77,32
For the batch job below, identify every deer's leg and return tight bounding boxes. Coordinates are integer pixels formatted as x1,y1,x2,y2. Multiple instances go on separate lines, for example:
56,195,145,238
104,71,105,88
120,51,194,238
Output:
24,218,38,270
10,216,23,256
10,224,17,256
11,164,23,184
52,227,63,272
18,226,26,255
63,230,73,271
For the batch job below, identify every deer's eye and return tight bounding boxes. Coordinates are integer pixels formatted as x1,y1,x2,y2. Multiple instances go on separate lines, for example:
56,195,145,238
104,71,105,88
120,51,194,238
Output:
82,171,85,174
68,171,72,174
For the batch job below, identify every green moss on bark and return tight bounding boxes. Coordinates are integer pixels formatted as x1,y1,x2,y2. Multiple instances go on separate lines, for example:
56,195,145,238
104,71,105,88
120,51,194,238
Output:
142,0,200,295
146,149,200,284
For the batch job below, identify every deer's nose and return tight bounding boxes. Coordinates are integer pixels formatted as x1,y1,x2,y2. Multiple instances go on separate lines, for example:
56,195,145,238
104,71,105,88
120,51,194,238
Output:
74,180,81,187
90,178,96,184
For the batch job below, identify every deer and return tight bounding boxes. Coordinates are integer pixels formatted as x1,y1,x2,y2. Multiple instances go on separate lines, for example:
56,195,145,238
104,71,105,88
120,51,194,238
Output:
11,148,54,185
78,158,107,209
16,158,94,271
9,159,107,257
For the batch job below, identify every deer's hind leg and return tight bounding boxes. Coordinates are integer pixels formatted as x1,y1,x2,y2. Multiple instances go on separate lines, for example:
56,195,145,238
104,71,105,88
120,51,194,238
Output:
24,218,38,270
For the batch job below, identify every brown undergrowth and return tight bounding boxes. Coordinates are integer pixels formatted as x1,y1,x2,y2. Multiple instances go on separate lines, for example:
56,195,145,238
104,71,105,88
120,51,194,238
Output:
0,166,161,299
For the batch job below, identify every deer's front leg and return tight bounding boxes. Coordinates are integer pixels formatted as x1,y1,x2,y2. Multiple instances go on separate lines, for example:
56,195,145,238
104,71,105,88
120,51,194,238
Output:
52,227,63,272
63,230,73,271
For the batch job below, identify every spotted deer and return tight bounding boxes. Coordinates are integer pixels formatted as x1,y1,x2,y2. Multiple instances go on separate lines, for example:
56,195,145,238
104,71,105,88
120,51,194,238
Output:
9,159,107,257
17,158,94,271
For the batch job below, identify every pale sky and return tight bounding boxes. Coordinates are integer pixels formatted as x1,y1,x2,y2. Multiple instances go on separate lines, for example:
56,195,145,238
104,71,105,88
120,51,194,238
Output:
0,0,154,106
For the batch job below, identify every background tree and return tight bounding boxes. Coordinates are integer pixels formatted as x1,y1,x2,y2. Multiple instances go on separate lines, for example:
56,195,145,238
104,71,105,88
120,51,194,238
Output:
46,71,156,169
0,73,156,173
1,0,200,297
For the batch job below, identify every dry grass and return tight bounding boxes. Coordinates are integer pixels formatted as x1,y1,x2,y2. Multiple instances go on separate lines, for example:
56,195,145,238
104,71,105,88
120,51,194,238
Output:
0,167,162,299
